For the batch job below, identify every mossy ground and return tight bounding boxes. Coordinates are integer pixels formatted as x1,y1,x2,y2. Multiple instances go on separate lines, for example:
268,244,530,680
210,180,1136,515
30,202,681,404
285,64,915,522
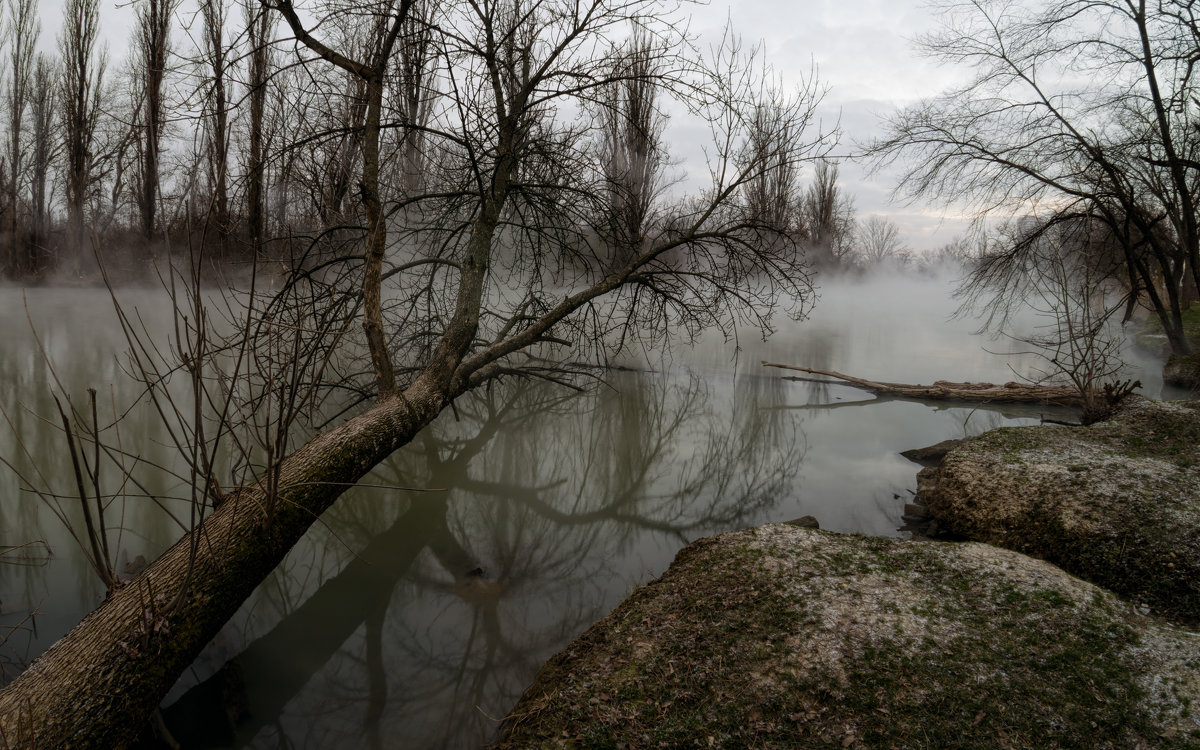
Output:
924,398,1200,626
494,526,1200,749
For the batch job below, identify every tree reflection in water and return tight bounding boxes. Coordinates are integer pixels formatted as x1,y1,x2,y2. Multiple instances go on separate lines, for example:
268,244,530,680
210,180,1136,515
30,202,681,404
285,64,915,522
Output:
157,369,804,748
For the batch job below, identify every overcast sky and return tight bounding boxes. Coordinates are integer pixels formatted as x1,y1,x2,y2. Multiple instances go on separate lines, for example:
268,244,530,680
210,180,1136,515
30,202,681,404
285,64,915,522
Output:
689,0,974,251
49,0,970,251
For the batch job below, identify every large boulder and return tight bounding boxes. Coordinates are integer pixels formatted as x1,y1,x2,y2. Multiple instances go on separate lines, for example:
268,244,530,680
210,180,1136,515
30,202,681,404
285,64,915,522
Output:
494,525,1200,748
920,397,1200,625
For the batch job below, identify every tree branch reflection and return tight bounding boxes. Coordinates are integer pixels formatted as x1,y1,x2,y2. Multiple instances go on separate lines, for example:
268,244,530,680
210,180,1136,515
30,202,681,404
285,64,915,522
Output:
157,370,802,749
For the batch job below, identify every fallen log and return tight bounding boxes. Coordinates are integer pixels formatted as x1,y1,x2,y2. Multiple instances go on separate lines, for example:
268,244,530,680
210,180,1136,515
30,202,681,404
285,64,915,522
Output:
760,362,1086,407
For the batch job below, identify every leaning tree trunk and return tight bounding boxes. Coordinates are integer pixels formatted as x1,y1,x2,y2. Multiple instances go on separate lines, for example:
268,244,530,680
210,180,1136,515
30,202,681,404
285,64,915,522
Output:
0,376,450,748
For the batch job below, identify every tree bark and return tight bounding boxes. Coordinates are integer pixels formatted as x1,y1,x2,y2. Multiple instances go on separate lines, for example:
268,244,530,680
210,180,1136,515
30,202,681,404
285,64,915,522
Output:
360,72,397,396
0,376,448,748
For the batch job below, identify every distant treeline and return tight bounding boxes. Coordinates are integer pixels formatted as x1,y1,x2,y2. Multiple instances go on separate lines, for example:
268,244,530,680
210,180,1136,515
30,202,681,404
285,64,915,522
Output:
0,0,961,284
0,0,374,281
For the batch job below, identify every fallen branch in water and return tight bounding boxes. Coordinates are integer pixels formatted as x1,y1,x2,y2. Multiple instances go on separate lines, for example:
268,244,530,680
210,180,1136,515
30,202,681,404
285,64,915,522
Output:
761,362,1086,407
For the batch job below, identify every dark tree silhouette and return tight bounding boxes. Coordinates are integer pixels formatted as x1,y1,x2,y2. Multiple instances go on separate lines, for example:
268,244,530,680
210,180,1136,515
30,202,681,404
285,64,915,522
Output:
873,0,1200,355
59,0,105,269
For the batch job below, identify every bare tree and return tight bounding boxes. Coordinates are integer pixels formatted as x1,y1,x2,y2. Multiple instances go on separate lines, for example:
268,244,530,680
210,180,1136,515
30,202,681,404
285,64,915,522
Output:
873,0,1200,357
133,0,175,241
598,29,666,268
305,68,367,230
28,53,54,266
3,0,36,277
741,96,802,236
243,0,273,256
266,0,416,397
969,215,1134,422
857,214,904,264
797,158,855,266
383,0,434,198
199,0,231,248
913,233,974,275
59,0,105,270
0,1,834,744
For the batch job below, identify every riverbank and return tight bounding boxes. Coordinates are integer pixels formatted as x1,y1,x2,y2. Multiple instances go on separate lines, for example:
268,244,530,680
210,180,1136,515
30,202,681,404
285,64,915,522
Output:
494,525,1200,748
493,397,1200,747
919,396,1200,626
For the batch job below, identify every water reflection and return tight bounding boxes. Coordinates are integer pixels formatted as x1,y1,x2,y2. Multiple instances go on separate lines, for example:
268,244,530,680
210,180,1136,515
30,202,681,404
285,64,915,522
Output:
155,370,801,748
0,288,195,686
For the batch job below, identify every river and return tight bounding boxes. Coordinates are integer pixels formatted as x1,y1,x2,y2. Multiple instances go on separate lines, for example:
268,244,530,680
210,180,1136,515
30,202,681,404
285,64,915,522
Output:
0,274,1178,747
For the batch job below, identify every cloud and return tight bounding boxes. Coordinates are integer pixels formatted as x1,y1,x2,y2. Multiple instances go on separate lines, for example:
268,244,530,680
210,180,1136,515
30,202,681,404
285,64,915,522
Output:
681,0,981,249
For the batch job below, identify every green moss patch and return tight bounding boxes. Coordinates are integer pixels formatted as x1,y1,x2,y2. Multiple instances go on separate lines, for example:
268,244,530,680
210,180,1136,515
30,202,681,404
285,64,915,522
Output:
494,526,1200,749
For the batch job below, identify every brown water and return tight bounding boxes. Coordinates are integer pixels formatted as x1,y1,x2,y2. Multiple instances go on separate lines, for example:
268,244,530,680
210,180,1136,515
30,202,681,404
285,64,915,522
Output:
0,276,1176,747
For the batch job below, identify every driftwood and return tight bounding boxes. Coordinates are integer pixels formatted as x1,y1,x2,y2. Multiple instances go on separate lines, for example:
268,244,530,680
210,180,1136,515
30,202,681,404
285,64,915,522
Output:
761,362,1086,407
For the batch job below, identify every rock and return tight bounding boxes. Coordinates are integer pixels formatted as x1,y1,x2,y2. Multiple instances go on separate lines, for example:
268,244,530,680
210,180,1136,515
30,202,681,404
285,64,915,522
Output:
899,438,964,467
1163,353,1200,390
784,515,819,529
493,525,1200,749
914,465,938,491
920,396,1200,626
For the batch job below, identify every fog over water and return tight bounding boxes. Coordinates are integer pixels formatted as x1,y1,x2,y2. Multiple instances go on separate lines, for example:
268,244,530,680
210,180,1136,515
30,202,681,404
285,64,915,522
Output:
0,274,1177,747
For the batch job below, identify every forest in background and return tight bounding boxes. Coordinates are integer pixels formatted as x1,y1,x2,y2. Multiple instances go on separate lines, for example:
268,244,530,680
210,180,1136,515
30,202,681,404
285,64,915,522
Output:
0,0,951,285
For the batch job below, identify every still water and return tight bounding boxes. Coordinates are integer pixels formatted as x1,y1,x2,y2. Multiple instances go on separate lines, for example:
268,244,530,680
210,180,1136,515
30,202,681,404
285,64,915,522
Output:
0,275,1176,747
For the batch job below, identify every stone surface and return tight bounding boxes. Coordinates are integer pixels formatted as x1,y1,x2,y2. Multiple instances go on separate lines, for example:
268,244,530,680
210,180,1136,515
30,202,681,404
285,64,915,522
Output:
785,515,820,529
899,438,965,467
919,396,1200,625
